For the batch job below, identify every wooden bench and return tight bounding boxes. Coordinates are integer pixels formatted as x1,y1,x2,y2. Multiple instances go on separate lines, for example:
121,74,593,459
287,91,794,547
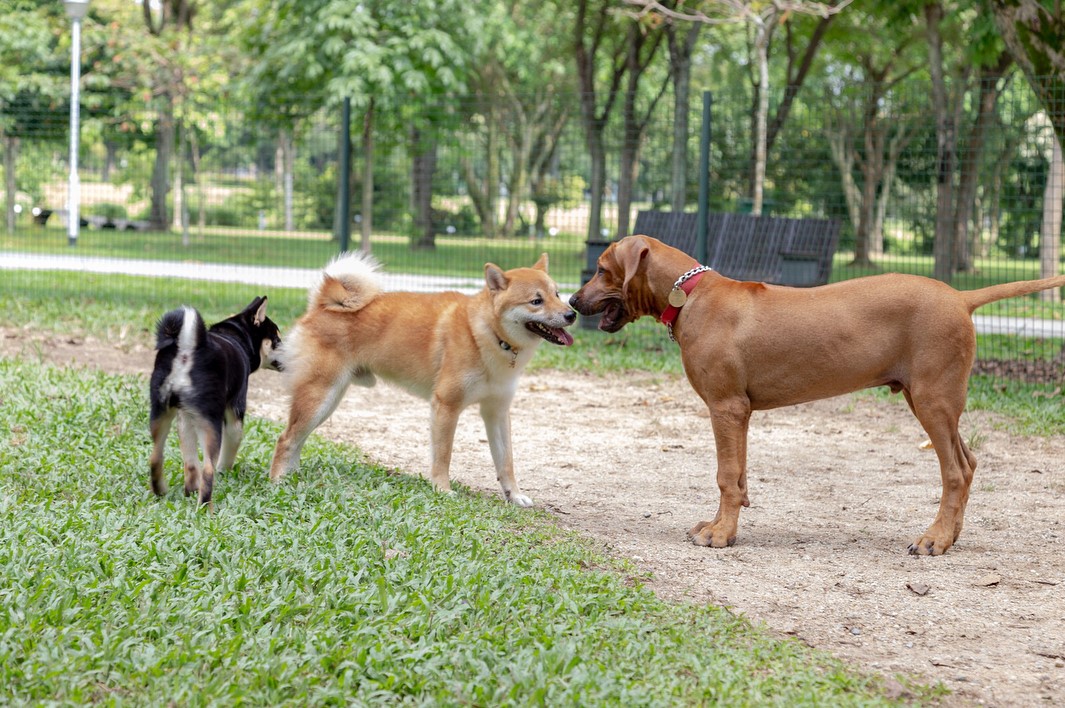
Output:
632,210,841,287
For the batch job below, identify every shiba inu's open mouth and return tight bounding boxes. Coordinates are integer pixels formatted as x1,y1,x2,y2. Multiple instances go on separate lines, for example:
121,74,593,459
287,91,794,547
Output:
526,321,574,346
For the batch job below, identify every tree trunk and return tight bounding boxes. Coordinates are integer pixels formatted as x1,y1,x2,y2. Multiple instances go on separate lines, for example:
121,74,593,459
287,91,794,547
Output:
827,129,863,253
4,135,17,234
173,119,184,233
617,24,666,239
575,0,623,243
410,127,437,250
750,20,771,216
616,127,638,239
504,120,533,238
102,141,117,183
873,128,909,256
926,3,956,283
173,119,189,245
360,100,374,253
189,130,205,232
667,22,700,212
855,107,883,266
1040,136,1063,302
581,118,607,241
953,56,1012,273
279,128,295,232
149,94,175,231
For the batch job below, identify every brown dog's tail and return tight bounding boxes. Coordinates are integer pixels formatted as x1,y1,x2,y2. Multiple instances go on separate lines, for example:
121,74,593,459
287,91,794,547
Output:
961,274,1065,313
310,252,383,313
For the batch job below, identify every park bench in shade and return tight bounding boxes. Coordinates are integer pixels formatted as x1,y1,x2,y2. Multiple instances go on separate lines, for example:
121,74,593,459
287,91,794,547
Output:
632,210,841,287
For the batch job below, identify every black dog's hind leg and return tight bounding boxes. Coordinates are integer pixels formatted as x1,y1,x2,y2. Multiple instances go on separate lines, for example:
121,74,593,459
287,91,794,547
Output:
218,408,243,471
149,407,177,495
178,412,203,497
194,416,223,508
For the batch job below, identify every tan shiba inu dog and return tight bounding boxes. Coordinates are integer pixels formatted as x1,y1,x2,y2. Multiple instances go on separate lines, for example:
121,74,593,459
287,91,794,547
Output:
270,252,576,505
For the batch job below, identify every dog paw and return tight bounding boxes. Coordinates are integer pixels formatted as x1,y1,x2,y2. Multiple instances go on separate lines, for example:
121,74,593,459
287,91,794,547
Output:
508,493,534,508
907,535,952,556
687,520,736,548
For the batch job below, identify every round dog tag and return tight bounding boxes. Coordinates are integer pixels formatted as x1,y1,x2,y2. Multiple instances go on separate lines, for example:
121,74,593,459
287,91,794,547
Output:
668,288,688,307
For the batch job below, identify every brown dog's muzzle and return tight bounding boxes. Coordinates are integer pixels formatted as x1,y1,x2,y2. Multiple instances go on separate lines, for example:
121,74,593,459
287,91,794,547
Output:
569,286,629,333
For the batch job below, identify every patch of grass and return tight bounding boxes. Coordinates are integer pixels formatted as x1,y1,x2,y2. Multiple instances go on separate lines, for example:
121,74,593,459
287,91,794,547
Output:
0,358,915,704
0,270,310,342
966,374,1065,436
1,225,588,284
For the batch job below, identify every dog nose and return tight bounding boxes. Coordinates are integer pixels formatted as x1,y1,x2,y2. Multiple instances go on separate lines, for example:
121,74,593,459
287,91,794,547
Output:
568,294,579,308
564,310,577,324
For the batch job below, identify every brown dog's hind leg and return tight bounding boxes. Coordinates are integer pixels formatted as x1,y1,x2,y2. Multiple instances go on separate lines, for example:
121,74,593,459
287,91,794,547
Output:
904,384,976,556
689,398,751,548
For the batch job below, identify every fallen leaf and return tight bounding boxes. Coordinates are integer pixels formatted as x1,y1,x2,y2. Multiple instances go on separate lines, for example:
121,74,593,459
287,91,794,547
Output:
906,582,931,596
975,573,1001,587
918,439,934,450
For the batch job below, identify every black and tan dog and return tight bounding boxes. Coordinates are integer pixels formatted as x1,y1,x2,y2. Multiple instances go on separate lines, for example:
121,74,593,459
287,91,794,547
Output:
571,235,1065,555
149,296,282,506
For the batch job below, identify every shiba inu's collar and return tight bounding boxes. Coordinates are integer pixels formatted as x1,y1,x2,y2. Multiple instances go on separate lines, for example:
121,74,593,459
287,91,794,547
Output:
498,337,519,367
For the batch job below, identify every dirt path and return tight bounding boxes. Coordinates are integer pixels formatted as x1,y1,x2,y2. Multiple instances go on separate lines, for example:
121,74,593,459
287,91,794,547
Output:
5,329,1065,705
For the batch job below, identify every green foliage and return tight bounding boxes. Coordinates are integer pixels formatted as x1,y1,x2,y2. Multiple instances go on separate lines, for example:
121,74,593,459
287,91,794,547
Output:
88,202,128,221
0,357,910,704
532,175,586,212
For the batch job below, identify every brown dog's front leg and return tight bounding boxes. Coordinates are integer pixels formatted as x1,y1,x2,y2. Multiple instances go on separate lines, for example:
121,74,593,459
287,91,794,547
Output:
689,400,751,548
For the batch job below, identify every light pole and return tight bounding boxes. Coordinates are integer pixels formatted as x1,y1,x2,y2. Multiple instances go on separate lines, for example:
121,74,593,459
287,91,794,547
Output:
64,0,90,247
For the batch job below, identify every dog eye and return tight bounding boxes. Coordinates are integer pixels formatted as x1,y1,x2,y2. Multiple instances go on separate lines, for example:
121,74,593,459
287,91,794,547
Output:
531,296,544,306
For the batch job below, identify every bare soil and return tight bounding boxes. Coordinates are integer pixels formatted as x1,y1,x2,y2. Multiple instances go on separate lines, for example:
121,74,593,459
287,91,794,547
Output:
4,328,1065,706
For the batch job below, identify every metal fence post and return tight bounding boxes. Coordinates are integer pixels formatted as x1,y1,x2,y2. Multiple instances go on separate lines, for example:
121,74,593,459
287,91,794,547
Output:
696,91,712,265
336,97,352,253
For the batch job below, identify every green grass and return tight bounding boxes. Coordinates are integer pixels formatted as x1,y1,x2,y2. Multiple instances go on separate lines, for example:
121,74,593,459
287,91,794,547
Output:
0,357,917,704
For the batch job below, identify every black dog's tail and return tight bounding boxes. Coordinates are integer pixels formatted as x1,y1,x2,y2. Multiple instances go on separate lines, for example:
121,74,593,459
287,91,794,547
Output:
155,306,206,350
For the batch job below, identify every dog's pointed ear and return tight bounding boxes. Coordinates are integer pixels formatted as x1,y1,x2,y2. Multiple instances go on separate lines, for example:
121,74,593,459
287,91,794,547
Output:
532,252,549,273
485,263,509,292
619,238,650,299
248,296,268,326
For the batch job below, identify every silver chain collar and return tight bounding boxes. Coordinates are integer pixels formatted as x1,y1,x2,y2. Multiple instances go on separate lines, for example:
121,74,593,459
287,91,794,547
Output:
666,265,713,343
671,265,713,292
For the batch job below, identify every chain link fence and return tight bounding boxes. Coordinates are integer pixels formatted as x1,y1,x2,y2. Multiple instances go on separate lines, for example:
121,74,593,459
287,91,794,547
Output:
2,80,1064,382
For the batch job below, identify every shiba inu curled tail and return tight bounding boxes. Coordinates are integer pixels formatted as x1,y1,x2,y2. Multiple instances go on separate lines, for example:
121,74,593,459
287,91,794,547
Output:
271,252,576,506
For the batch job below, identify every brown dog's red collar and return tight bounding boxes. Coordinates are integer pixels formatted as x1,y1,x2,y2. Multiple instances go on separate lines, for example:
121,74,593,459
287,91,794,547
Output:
660,266,712,342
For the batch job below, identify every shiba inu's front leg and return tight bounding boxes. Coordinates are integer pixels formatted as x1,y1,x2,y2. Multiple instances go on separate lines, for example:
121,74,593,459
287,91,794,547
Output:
481,399,532,507
429,394,462,493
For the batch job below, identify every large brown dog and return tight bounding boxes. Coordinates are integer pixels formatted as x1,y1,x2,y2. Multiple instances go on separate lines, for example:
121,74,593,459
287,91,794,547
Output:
271,252,575,505
570,234,1065,555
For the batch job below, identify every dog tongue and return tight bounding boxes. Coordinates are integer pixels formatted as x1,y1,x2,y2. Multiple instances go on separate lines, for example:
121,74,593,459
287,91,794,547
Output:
555,328,574,346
